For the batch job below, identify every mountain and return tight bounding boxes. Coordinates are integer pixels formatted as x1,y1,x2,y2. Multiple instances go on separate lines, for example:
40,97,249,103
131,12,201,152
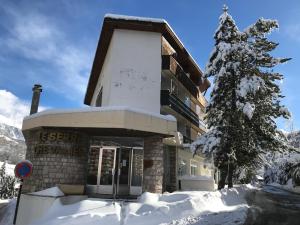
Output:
0,123,24,141
0,123,26,164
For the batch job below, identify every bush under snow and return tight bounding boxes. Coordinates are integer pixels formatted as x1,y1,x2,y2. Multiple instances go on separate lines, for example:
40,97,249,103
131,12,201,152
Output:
264,152,300,187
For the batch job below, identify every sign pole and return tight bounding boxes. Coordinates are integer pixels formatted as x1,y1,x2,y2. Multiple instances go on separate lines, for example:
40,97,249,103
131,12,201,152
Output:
13,160,33,225
13,179,23,225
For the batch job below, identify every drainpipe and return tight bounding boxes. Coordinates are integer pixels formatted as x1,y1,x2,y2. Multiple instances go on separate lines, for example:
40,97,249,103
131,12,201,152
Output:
30,84,42,115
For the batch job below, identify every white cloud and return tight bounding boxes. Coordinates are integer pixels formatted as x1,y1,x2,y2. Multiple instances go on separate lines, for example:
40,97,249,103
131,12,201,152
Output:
0,90,47,128
0,4,93,101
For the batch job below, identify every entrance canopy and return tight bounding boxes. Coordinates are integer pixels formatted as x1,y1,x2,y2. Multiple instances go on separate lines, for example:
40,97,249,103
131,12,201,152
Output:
22,106,177,136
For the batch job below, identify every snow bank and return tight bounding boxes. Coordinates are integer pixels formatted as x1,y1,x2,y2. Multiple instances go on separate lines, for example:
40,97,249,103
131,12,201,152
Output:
30,187,65,197
29,199,121,225
125,185,252,225
2,186,254,225
269,181,300,194
0,198,16,225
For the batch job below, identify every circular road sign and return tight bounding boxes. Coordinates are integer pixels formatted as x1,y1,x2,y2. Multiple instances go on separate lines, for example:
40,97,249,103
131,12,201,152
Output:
14,160,33,179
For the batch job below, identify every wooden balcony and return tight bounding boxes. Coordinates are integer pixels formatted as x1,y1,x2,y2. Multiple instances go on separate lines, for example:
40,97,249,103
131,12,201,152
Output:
161,90,199,127
162,55,199,98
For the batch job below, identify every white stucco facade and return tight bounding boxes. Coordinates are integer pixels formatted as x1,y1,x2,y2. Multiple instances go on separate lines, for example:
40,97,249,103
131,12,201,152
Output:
91,29,162,114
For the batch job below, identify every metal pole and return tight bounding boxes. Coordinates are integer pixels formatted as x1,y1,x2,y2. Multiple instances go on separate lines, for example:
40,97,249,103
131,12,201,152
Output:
13,179,23,225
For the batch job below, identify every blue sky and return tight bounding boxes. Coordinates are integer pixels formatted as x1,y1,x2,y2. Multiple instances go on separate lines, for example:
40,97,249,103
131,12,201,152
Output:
0,0,299,130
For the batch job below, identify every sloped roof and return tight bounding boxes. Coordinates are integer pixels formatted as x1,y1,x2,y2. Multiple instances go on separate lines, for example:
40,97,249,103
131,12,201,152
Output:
84,14,210,105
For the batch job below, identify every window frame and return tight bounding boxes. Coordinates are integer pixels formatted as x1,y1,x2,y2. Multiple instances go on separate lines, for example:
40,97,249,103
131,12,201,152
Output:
190,160,198,176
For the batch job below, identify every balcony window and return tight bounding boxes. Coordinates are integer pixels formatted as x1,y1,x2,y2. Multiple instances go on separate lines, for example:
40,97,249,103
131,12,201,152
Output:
190,161,198,176
161,72,203,124
161,90,199,127
162,55,198,98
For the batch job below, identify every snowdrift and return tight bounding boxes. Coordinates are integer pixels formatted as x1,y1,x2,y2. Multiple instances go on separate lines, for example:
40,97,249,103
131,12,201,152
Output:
1,185,254,225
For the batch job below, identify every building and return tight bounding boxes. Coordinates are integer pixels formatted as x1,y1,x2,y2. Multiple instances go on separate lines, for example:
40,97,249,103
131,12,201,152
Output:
22,14,214,198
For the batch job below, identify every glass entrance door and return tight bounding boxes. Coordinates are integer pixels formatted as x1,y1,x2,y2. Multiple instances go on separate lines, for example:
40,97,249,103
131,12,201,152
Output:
116,148,131,196
87,146,143,196
98,147,116,194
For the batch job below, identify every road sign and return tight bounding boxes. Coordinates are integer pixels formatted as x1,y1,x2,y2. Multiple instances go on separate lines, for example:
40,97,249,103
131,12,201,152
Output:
14,160,33,179
13,160,33,224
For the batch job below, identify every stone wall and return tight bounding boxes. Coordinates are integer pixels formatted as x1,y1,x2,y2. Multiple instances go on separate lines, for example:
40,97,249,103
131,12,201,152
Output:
143,136,164,193
22,128,89,193
163,145,177,192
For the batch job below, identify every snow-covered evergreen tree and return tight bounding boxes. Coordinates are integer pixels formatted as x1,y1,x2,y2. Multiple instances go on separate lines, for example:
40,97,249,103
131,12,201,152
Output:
0,162,5,181
0,162,18,199
191,6,292,189
191,6,247,189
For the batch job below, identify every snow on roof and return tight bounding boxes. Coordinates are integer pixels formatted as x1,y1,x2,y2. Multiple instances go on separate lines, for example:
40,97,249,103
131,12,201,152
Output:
105,13,167,24
25,106,176,122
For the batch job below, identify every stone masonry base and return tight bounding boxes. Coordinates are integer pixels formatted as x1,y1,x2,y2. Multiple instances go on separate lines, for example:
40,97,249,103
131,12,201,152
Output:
143,136,164,193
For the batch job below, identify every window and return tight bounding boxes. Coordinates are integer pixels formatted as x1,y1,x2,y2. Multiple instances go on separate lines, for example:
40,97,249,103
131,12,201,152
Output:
190,161,198,176
184,96,191,108
95,87,103,107
178,158,187,176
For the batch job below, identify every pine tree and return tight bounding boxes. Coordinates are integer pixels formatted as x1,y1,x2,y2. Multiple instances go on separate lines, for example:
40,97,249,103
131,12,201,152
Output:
0,162,7,198
191,6,246,189
0,162,6,183
234,18,292,174
191,6,291,189
0,162,18,199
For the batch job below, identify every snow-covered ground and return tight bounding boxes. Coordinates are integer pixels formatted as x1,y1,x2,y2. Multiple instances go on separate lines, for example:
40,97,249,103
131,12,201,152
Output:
268,180,300,194
0,185,255,225
0,199,16,225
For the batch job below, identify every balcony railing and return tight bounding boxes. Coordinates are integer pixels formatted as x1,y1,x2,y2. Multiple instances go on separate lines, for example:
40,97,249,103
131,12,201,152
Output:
161,90,199,127
162,55,198,98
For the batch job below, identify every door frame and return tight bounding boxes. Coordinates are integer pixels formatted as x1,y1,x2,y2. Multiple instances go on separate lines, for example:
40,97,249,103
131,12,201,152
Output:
129,147,144,195
116,147,132,196
87,145,143,196
97,146,117,195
